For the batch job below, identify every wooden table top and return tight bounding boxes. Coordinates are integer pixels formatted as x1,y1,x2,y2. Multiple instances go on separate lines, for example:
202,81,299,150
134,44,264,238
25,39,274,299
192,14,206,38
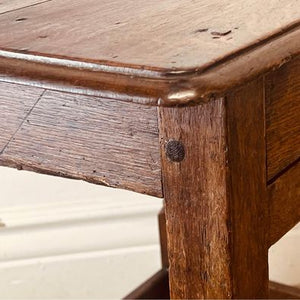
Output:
1,0,299,70
0,0,299,105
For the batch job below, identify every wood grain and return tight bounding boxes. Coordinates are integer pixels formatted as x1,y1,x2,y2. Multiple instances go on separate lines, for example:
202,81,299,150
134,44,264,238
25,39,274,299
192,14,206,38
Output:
125,269,300,300
0,25,299,106
0,0,298,71
159,100,232,299
266,56,300,181
226,79,269,298
0,81,44,152
124,269,169,299
158,206,169,268
0,84,162,196
159,79,269,299
0,0,48,14
268,162,300,246
269,281,300,299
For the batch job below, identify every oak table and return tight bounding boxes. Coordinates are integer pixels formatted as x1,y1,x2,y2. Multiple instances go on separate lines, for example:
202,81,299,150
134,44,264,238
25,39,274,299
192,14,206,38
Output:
0,1,299,299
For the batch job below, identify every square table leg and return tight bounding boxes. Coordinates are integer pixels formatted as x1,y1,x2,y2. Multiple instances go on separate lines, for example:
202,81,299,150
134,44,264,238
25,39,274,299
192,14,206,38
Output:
159,79,269,299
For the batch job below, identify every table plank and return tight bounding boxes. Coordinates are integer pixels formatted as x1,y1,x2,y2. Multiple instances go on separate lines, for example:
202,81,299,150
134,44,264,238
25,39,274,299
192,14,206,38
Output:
0,0,298,71
0,0,48,14
1,26,299,107
0,83,162,196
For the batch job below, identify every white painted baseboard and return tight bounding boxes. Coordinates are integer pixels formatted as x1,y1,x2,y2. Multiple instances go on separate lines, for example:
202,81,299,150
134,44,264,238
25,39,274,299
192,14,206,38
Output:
0,198,162,262
0,246,161,299
0,196,162,298
0,167,299,299
0,168,162,299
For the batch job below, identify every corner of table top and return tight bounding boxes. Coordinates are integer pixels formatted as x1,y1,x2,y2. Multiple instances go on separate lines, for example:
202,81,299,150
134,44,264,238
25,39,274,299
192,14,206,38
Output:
0,23,299,107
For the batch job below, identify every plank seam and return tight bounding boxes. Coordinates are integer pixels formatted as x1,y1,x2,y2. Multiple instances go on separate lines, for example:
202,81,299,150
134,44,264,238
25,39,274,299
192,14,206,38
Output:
267,157,300,185
0,0,53,16
0,89,46,155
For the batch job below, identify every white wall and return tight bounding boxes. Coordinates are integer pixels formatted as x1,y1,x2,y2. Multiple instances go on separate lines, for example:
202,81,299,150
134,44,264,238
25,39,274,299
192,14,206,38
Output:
0,167,299,299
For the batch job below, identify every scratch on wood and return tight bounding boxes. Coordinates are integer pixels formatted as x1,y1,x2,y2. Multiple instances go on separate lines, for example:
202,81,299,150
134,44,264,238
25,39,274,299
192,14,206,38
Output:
0,89,45,155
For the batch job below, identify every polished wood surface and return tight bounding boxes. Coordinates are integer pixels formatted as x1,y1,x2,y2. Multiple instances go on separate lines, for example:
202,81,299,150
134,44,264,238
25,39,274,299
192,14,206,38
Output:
0,2,299,105
0,0,298,70
0,2,299,299
0,81,162,196
0,29,298,107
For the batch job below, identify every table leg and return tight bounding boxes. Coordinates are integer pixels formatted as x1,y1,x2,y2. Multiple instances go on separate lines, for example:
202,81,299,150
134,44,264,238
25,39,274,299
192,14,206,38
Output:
158,79,269,299
158,205,169,268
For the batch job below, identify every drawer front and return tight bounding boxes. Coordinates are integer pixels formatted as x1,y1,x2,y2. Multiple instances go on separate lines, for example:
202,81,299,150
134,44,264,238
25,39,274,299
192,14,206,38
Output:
265,56,300,181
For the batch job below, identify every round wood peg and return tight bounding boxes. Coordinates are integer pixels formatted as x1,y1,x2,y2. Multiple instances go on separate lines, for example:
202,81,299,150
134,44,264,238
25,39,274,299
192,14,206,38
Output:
165,139,185,162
